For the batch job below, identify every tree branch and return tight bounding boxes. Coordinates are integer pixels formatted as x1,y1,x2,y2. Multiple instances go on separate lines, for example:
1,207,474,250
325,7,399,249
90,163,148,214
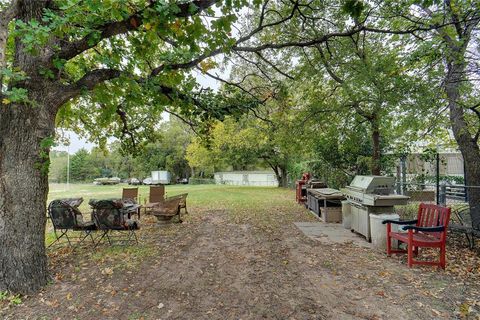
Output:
233,19,461,53
316,45,344,84
73,68,122,91
115,104,137,149
57,0,219,61
254,52,295,80
164,108,201,135
233,27,364,52
57,68,122,109
147,48,223,78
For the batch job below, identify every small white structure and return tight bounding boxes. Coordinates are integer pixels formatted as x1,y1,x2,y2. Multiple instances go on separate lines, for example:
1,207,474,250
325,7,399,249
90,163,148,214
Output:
150,170,171,184
214,171,278,187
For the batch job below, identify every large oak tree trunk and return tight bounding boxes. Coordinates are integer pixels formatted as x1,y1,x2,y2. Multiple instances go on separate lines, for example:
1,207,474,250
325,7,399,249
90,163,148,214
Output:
0,0,58,294
445,59,480,229
0,104,55,293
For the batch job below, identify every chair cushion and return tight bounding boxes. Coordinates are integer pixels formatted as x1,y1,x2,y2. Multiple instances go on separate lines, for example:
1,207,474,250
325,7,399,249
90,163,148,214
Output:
73,221,97,231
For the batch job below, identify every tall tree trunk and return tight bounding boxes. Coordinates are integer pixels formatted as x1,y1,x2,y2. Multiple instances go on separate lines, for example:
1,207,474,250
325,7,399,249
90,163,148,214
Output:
445,59,480,229
440,5,480,229
0,0,57,294
371,117,381,175
270,165,282,187
279,165,288,188
0,104,55,293
271,163,289,188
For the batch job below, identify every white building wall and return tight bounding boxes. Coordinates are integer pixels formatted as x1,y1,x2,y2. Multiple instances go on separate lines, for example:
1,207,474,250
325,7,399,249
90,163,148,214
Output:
214,171,278,186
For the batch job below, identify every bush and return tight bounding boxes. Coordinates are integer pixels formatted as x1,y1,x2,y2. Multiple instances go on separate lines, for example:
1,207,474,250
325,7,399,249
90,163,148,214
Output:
395,203,420,220
188,178,216,185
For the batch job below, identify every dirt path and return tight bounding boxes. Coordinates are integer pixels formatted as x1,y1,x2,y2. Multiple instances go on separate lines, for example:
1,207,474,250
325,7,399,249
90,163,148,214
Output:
1,208,477,319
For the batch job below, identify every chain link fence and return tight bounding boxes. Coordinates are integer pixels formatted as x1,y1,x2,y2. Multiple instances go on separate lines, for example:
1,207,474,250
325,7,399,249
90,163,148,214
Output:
393,152,480,248
394,151,469,204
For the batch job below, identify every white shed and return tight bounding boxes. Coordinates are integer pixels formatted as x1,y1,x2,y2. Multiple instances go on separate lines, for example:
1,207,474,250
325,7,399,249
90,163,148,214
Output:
214,171,278,187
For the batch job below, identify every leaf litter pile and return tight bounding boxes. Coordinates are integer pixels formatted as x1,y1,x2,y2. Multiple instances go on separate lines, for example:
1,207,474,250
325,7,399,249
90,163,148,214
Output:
1,189,479,319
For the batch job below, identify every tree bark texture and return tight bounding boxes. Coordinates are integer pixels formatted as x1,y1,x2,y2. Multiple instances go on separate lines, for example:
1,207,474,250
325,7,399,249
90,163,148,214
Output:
0,21,7,85
441,5,480,229
279,166,288,188
0,0,57,294
445,59,480,229
0,104,55,293
272,164,288,188
371,118,381,176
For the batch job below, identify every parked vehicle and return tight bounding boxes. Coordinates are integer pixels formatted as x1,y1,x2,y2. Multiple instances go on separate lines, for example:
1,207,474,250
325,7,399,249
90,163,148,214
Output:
128,178,142,185
142,177,154,185
93,177,121,185
178,178,189,184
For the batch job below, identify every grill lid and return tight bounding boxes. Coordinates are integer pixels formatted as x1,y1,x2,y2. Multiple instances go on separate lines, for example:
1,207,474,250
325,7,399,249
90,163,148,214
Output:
348,175,395,195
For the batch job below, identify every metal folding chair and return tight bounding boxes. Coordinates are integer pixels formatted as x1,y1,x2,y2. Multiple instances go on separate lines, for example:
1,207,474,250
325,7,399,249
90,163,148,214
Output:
90,199,139,248
47,198,96,249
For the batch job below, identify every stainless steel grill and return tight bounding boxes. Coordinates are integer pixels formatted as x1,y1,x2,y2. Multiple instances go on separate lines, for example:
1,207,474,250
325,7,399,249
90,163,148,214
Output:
341,175,409,241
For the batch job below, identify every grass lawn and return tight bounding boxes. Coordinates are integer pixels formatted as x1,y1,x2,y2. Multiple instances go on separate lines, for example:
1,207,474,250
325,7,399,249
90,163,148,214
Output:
48,183,303,231
49,183,291,209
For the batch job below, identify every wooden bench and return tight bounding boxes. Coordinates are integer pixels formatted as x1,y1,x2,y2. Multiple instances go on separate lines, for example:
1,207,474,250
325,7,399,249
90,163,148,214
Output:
383,203,451,269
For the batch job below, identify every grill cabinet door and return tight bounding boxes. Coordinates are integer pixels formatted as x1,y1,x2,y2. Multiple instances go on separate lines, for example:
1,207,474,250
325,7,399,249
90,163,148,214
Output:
351,204,359,231
357,207,370,241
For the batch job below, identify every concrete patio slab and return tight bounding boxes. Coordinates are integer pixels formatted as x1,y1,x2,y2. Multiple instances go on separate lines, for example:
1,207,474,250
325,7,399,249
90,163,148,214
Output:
294,222,373,248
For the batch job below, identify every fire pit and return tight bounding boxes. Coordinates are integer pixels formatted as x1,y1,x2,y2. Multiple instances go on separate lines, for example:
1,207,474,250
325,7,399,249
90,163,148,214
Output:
341,175,409,241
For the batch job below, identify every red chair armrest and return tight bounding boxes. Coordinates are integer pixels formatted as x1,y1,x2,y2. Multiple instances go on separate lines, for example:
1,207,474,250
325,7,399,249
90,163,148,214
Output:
402,225,445,232
382,219,418,225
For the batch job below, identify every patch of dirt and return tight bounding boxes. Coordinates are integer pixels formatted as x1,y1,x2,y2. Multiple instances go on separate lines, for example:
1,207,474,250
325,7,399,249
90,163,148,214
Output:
1,207,479,319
